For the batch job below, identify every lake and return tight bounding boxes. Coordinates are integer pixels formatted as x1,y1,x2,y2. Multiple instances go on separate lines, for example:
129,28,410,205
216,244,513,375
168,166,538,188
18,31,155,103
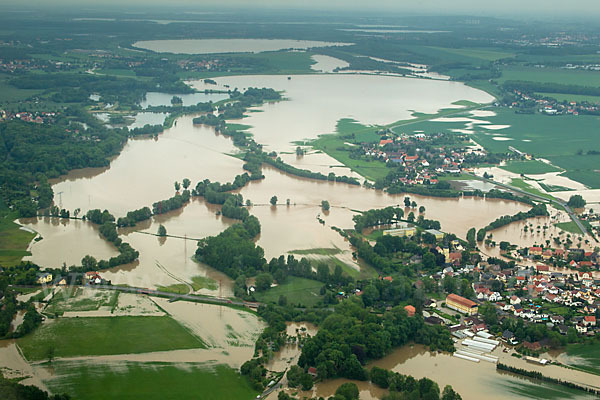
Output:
133,39,352,54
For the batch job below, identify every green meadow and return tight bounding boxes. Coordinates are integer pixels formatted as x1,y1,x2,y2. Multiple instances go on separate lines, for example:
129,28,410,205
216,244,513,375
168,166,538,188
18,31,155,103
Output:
18,316,206,361
45,361,259,400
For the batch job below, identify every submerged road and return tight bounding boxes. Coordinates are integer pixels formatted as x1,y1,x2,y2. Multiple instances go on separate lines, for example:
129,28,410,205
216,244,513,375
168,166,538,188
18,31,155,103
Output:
91,284,261,309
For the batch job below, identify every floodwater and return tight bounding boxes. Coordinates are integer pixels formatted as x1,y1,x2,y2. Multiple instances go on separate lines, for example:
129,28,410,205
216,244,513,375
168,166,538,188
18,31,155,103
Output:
190,74,494,153
153,298,264,365
133,39,352,54
20,217,119,268
310,55,349,73
94,112,167,129
303,344,598,400
52,115,244,215
0,340,49,390
139,91,229,108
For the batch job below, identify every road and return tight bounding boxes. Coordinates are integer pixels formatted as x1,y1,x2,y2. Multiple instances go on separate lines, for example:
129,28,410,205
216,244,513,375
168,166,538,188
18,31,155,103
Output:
468,173,594,240
91,284,261,309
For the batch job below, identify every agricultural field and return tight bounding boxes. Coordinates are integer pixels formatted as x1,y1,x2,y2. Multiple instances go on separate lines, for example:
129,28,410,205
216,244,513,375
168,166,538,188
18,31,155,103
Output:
536,92,600,104
425,46,515,62
562,343,600,376
18,316,206,361
0,211,35,266
254,276,323,307
496,377,597,399
553,221,584,235
45,288,119,315
44,360,259,400
500,160,562,175
498,66,600,87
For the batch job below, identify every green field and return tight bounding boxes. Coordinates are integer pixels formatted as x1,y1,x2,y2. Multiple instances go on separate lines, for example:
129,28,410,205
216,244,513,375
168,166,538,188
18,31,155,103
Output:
536,92,600,104
254,276,323,307
45,360,259,400
500,160,562,175
563,343,600,375
498,66,600,87
426,47,515,62
509,178,555,201
0,211,35,266
496,376,596,399
45,288,119,315
191,276,218,291
288,247,342,256
554,221,584,235
18,316,206,361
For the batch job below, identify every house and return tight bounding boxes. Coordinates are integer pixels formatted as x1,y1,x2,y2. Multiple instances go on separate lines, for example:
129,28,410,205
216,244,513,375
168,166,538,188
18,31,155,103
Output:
445,293,478,315
307,367,318,378
536,265,550,274
529,247,543,256
550,315,564,325
404,305,416,317
522,341,541,352
383,226,416,238
583,316,596,327
36,273,53,284
54,276,67,286
85,271,99,280
510,295,522,306
424,229,444,240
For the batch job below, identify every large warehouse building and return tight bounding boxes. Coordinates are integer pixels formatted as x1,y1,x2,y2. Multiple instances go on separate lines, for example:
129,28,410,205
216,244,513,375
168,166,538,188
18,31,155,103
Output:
446,293,478,315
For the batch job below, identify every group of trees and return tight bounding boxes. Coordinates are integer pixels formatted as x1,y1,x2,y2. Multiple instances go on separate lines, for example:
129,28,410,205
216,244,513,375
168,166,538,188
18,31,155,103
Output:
353,206,404,232
370,367,462,400
195,216,263,278
0,374,70,400
152,190,191,215
298,299,454,381
116,206,152,227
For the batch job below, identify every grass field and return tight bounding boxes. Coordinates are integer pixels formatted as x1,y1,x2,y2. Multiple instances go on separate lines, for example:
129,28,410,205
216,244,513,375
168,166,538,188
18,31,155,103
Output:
156,283,190,294
564,342,600,376
45,360,259,400
254,276,323,307
0,76,43,103
191,276,218,291
536,92,600,104
498,66,600,87
18,316,206,361
288,247,342,256
426,47,515,62
45,288,119,315
500,160,562,175
0,211,35,266
554,221,584,234
496,376,596,399
509,178,555,201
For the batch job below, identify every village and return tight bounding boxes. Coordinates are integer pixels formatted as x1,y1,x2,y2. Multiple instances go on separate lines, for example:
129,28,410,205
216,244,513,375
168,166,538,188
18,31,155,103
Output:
355,132,489,186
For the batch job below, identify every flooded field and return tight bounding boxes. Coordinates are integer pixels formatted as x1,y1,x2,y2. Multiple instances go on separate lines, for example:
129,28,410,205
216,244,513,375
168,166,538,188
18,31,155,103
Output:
190,74,494,153
139,91,229,108
52,116,244,214
299,344,598,400
310,54,349,73
20,217,119,268
133,39,352,54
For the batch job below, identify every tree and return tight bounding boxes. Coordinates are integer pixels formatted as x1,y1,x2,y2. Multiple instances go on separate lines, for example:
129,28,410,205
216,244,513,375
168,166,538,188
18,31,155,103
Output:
278,295,287,306
335,382,359,400
407,212,415,222
157,224,167,236
300,372,314,390
567,194,586,208
321,200,330,211
443,275,457,294
174,181,181,191
404,196,411,207
466,227,476,248
411,201,417,208
442,385,462,400
171,95,183,105
255,272,273,291
182,178,191,189
81,255,97,270
419,206,425,214
270,195,278,206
